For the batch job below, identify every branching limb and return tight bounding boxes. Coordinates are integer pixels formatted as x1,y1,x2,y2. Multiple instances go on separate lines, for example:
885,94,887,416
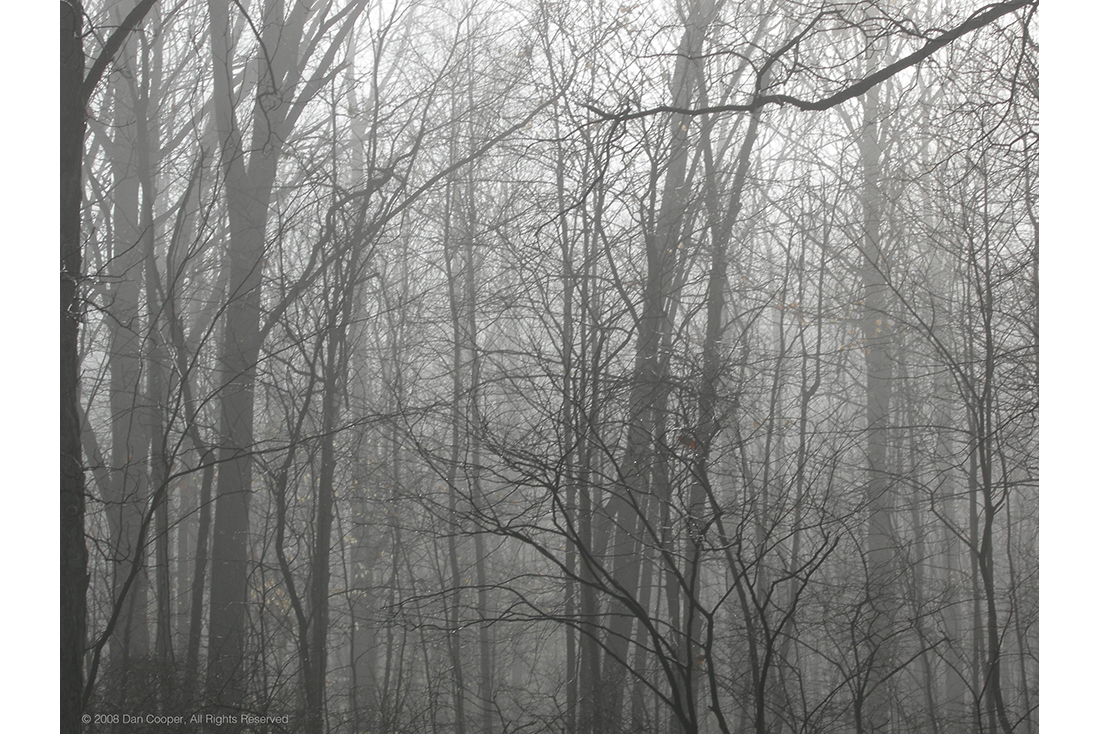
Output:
585,0,1036,121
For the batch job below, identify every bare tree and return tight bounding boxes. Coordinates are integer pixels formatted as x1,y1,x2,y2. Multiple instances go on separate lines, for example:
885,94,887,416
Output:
68,3,1038,733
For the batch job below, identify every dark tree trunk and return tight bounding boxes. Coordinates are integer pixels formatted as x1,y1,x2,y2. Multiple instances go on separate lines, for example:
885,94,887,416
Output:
61,2,89,730
204,0,279,708
203,0,361,708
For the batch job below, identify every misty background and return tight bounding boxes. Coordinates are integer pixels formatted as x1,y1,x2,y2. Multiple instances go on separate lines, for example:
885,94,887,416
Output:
57,1,1042,733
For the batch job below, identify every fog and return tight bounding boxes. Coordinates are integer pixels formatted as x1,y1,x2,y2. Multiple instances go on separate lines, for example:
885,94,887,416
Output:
60,1,1039,733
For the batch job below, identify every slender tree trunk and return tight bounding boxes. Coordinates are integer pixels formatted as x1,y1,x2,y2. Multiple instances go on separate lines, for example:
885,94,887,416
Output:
304,339,340,734
443,172,469,734
901,373,940,734
575,137,606,734
554,122,579,733
132,40,175,692
107,54,151,672
345,52,381,726
693,77,764,734
603,4,716,729
1001,454,1035,734
176,472,194,655
974,161,1013,734
184,449,215,692
629,537,656,732
575,267,603,734
965,362,986,734
171,228,225,701
306,192,365,733
462,156,495,734
858,78,898,734
938,413,967,734
776,209,825,729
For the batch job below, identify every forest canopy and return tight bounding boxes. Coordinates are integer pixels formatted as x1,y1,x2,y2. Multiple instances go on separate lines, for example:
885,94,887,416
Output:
60,0,1038,733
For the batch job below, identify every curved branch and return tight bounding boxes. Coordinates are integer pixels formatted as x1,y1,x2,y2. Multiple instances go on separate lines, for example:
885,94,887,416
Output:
586,0,1036,121
82,0,159,105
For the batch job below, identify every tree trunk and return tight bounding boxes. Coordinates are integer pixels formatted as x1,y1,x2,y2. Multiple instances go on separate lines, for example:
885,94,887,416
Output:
553,114,579,733
61,2,89,730
576,133,604,734
602,3,715,728
461,164,495,734
204,0,289,708
106,54,151,672
693,88,764,734
443,171,469,734
973,159,1013,734
204,1,362,709
305,327,341,734
858,78,897,734
132,40,175,691
169,214,226,702
306,190,364,733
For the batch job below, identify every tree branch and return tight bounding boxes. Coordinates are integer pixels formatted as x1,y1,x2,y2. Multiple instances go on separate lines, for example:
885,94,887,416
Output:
586,0,1037,121
82,0,159,105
